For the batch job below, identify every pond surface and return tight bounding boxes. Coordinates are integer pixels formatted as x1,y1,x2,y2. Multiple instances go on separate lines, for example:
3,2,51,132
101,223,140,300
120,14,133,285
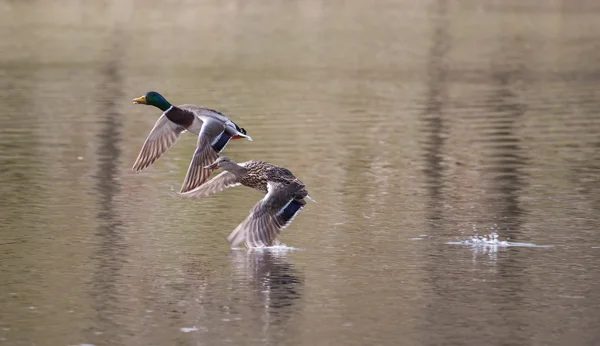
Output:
1,1,600,345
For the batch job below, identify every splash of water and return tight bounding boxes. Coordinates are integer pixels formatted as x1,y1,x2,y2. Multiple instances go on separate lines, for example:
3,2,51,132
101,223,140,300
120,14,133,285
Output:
447,232,551,248
231,240,303,253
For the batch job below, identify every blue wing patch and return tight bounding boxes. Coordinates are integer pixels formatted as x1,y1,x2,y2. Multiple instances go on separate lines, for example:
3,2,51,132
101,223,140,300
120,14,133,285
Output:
211,131,232,153
279,199,304,223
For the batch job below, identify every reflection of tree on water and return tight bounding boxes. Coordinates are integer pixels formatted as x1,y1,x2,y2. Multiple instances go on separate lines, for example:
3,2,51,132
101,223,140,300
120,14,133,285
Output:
484,69,528,240
90,38,127,345
231,250,303,321
421,0,449,227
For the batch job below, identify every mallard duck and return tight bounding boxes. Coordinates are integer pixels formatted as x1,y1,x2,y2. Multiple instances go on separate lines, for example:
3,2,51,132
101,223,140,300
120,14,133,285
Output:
132,91,252,193
180,157,314,248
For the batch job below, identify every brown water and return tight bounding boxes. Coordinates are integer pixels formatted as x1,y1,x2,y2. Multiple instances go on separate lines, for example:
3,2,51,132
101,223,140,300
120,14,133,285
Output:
1,1,600,345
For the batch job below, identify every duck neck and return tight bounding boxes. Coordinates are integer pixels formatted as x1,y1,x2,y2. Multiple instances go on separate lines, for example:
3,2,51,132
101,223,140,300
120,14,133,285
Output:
224,163,247,178
164,106,195,128
152,97,172,112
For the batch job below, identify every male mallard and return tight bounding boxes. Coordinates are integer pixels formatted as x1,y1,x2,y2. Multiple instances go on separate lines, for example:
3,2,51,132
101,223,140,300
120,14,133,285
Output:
180,157,314,248
132,91,252,193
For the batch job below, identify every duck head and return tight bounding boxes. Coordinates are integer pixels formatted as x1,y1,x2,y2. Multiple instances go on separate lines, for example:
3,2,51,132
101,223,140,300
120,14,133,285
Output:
133,91,172,112
204,157,238,171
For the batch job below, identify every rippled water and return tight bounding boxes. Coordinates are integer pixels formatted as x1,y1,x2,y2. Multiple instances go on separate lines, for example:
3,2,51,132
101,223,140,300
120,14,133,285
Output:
1,1,600,345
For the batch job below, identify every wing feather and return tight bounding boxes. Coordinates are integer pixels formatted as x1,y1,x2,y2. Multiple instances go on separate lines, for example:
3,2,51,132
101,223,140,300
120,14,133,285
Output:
179,171,240,198
179,119,225,193
227,182,305,248
132,114,186,171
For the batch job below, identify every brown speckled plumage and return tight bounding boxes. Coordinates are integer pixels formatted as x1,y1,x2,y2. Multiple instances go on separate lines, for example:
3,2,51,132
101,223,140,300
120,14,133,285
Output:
180,157,312,248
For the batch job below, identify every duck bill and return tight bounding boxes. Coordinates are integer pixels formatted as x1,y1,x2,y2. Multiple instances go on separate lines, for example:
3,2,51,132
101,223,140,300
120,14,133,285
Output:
132,95,147,104
204,163,219,169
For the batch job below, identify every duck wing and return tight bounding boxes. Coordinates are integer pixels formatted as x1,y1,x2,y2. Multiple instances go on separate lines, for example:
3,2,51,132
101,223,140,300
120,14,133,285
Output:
132,114,186,171
179,118,227,193
227,181,307,248
179,170,241,198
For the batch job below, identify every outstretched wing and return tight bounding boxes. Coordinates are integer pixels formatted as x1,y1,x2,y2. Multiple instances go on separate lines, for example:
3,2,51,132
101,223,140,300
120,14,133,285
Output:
227,182,306,248
132,114,186,171
179,171,241,198
179,119,225,193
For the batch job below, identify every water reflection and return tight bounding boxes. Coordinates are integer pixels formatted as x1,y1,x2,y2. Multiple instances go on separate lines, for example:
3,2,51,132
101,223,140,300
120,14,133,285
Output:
484,38,529,239
231,249,303,325
421,0,450,228
1,1,600,345
481,36,531,346
89,38,126,343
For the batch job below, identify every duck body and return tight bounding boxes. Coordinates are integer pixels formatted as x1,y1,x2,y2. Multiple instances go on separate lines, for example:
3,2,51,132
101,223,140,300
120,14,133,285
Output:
180,157,312,248
164,104,248,152
132,91,251,192
236,161,308,198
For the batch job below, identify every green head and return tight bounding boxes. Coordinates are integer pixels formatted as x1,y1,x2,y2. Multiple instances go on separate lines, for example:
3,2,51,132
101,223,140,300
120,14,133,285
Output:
132,91,172,111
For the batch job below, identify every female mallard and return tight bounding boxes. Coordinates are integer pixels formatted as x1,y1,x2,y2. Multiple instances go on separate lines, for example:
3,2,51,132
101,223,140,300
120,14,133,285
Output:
132,91,252,193
180,157,314,248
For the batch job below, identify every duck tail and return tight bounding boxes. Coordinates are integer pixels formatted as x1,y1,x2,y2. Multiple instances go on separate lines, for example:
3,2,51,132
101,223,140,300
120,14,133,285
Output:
227,121,252,141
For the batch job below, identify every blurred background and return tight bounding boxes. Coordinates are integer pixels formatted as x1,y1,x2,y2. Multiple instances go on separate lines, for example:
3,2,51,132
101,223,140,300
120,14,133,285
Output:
1,0,600,345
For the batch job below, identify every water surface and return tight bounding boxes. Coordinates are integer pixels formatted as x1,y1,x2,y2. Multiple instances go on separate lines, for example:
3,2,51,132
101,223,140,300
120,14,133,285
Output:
1,1,600,345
